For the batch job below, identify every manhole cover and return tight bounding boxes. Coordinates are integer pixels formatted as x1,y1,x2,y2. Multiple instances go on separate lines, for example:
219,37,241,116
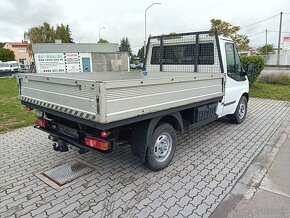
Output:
43,161,93,186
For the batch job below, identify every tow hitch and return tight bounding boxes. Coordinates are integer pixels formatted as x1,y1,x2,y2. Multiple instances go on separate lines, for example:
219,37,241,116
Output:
48,134,88,154
53,140,68,152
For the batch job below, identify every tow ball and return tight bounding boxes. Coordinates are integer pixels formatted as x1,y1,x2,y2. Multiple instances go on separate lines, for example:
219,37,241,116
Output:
52,140,68,152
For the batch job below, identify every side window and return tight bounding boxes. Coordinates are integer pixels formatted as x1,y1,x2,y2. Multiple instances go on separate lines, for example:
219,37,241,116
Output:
151,46,160,64
225,43,243,80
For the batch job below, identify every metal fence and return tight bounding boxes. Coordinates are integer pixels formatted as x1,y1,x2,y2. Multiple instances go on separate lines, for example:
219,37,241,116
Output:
144,31,224,74
262,53,290,66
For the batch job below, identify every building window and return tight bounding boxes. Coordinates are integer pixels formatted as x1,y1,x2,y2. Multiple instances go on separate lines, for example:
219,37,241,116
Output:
18,48,26,53
19,59,26,64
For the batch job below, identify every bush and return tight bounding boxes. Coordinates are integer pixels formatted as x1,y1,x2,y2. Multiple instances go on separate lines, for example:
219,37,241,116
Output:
260,73,290,85
0,48,15,62
240,55,265,86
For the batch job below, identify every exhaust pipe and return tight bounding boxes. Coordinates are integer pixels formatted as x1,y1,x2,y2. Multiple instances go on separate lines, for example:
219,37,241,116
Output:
79,148,89,154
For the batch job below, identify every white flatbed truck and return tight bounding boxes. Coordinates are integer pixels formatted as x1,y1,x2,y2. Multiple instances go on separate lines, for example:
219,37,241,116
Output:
17,31,252,171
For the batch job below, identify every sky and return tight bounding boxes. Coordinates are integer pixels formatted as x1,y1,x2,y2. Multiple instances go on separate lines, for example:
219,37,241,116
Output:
1,0,290,54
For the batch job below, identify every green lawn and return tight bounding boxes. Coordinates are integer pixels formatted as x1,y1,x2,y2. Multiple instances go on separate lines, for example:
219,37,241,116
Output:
250,80,290,101
130,69,142,72
0,77,35,132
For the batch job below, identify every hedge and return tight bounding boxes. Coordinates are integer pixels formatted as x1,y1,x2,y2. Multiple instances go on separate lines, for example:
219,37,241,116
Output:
240,55,265,86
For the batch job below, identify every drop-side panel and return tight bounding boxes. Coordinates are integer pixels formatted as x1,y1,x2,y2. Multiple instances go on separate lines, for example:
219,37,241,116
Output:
104,76,224,123
18,75,100,121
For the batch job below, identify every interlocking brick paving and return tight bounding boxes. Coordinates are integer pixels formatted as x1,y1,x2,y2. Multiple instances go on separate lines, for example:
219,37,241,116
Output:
0,99,289,218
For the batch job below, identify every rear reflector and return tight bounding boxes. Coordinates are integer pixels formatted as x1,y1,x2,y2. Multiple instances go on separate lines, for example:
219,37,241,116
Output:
101,131,108,138
85,137,109,151
36,118,47,128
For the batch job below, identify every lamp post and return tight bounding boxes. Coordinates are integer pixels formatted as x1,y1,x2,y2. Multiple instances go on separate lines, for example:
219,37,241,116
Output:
78,36,85,43
99,27,106,41
144,3,161,58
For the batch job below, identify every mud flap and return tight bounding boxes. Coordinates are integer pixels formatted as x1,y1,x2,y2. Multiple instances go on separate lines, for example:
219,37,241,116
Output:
130,120,151,163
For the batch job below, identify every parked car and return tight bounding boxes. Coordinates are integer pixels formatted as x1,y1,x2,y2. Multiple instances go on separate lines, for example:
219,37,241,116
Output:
7,61,20,72
130,64,137,70
0,63,11,72
136,63,144,70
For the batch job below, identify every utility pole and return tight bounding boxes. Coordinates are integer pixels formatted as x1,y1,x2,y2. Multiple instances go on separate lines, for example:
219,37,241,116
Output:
265,29,268,55
277,12,283,65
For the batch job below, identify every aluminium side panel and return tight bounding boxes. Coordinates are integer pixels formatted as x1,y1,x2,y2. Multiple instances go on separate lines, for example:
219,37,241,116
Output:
103,74,224,123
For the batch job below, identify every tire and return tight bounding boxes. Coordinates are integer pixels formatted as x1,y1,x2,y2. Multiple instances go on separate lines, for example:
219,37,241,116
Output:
146,123,177,171
230,96,248,124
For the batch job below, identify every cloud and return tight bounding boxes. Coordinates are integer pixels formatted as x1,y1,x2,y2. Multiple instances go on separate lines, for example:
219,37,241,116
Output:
0,0,63,41
0,0,289,53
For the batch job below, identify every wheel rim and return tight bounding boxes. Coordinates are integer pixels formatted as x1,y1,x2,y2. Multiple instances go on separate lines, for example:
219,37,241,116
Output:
238,101,246,120
153,132,172,162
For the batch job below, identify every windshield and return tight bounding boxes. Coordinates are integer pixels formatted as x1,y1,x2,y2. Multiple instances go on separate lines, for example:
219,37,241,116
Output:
0,63,10,68
10,63,19,67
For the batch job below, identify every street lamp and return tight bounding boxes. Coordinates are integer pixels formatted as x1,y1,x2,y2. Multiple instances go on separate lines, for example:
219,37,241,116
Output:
78,36,86,43
99,27,106,41
144,3,161,59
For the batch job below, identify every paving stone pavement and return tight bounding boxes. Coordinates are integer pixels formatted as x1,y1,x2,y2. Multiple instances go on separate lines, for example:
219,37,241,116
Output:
0,98,290,218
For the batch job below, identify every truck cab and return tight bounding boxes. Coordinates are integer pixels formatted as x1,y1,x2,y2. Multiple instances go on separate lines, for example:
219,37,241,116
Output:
144,32,249,123
219,37,249,118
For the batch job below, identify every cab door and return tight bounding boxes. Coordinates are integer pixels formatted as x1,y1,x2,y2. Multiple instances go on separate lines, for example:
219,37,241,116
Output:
222,43,249,116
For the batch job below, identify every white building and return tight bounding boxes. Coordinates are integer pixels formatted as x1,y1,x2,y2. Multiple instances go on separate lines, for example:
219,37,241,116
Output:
32,43,129,73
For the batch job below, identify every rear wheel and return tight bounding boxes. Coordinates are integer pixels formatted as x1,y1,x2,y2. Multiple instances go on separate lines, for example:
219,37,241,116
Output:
230,96,248,124
146,123,177,171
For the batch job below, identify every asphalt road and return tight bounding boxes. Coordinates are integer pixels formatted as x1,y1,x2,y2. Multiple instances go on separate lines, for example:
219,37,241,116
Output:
0,71,25,77
261,66,290,75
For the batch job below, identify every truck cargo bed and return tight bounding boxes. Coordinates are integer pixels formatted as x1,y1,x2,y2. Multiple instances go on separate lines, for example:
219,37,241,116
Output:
17,71,224,124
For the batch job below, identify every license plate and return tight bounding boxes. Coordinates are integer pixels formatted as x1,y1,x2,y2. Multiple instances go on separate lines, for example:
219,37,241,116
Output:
58,124,79,139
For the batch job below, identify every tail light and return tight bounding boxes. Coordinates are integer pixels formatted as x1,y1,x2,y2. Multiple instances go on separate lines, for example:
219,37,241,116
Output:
36,118,47,128
26,106,32,112
85,137,109,151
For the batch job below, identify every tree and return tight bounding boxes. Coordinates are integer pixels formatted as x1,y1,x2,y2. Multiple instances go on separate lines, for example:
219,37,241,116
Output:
119,37,132,57
137,33,178,63
24,22,74,54
0,42,4,48
258,44,274,55
0,48,15,62
25,22,55,44
55,24,73,43
210,19,250,51
137,46,144,63
98,38,109,43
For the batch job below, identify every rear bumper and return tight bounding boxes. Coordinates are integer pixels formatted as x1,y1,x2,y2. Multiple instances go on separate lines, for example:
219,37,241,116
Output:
35,125,114,154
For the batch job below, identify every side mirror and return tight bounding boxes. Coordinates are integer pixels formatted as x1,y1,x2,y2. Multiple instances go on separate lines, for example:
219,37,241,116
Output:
247,64,253,76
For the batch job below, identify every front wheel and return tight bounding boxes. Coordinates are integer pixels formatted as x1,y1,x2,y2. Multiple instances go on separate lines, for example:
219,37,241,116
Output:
146,123,177,171
230,96,248,124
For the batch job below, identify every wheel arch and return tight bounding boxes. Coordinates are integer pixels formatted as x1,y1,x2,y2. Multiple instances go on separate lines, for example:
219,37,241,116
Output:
155,114,183,133
242,92,249,102
228,90,249,116
130,112,183,162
